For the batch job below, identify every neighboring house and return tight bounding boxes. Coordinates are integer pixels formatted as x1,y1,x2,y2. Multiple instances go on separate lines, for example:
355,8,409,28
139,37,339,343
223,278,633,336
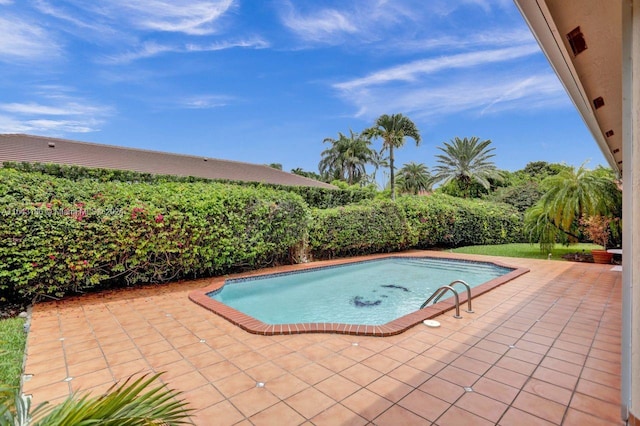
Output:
0,134,336,189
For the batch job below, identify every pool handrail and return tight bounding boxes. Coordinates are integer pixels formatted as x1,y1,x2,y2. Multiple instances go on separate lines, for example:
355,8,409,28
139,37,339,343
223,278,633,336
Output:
420,285,462,319
434,279,474,313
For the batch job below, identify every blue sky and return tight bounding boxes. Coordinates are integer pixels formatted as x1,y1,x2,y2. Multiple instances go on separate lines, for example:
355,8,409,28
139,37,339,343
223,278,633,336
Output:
0,0,607,180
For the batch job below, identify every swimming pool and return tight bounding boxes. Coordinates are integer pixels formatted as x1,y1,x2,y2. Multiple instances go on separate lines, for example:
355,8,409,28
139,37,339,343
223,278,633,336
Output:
189,254,529,336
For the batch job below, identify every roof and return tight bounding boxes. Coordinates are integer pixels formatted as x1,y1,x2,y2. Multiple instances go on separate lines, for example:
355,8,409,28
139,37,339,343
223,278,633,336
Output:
0,134,336,189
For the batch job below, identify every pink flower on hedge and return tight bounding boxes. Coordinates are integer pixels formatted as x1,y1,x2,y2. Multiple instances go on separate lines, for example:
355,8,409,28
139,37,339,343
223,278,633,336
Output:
131,207,145,219
48,254,56,260
155,214,164,223
74,209,86,221
31,262,38,267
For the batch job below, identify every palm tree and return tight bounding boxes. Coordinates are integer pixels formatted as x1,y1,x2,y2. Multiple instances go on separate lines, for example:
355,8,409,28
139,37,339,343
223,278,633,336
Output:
0,373,193,425
363,114,421,200
432,136,502,198
397,162,432,195
524,163,621,251
318,130,375,185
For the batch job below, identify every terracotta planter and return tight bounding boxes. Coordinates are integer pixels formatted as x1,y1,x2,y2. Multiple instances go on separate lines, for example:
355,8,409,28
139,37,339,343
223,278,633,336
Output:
591,249,613,264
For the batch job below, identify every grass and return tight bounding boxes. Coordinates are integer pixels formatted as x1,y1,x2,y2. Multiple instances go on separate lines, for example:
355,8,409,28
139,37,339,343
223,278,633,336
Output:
0,317,27,389
451,242,602,260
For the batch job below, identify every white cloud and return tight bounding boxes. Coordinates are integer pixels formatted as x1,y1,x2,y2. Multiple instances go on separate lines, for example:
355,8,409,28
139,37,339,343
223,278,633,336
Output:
103,41,178,63
280,5,357,42
0,15,61,62
104,37,268,63
186,37,270,52
0,90,113,134
392,29,535,54
335,44,541,92
179,94,234,109
122,0,234,35
339,72,568,120
56,0,236,36
278,0,418,45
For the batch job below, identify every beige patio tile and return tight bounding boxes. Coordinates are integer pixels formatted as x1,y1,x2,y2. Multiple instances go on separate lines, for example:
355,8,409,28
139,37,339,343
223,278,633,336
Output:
262,373,309,399
367,375,413,402
315,374,360,401
250,401,306,426
455,391,509,423
373,404,429,425
310,403,367,426
512,390,566,424
284,387,334,419
21,254,623,425
438,405,495,425
212,371,257,398
398,388,450,422
418,375,466,404
340,388,393,421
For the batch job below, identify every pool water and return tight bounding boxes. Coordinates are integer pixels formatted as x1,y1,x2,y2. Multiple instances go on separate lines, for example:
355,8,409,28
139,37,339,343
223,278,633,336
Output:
209,257,512,326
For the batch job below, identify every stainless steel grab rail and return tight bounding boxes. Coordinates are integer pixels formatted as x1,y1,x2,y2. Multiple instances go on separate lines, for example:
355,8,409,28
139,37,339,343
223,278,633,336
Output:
434,279,474,313
420,285,462,319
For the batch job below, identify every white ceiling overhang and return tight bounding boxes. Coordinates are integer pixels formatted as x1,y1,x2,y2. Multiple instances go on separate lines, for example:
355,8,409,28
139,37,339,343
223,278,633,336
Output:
513,0,622,174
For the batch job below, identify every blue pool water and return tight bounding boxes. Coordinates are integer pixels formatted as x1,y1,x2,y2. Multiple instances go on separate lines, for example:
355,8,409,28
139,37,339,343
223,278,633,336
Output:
209,257,512,326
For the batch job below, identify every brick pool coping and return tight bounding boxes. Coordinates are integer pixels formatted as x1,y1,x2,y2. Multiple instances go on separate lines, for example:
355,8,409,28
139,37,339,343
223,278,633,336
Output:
188,253,529,337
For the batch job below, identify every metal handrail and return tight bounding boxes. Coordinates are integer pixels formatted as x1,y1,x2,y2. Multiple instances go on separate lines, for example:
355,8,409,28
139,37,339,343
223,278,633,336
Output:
420,285,462,319
434,279,474,313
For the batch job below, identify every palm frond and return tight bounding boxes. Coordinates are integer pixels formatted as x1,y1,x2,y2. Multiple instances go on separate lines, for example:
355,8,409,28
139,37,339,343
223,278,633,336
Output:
28,373,193,426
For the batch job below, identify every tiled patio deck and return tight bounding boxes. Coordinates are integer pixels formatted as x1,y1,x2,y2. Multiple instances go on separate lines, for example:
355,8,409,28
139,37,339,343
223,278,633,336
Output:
22,251,623,425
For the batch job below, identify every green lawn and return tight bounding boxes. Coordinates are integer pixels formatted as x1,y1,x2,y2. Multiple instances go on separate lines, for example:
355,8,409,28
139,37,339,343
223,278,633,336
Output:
0,317,27,390
451,242,601,260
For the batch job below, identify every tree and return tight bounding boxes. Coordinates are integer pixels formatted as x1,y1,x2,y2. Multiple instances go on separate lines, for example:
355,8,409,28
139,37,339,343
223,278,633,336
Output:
266,163,283,170
432,136,502,198
522,161,570,181
523,163,621,251
318,130,375,185
363,113,421,200
396,162,432,195
291,168,323,181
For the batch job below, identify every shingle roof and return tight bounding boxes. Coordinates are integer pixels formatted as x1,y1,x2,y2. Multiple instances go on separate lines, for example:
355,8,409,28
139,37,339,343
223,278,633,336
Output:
0,134,335,189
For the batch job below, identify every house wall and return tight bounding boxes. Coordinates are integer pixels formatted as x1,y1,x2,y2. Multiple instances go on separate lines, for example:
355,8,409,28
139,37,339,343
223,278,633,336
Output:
622,1,639,422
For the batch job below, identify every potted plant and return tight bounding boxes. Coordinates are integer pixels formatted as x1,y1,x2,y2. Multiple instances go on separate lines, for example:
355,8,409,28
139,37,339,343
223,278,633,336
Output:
580,215,614,264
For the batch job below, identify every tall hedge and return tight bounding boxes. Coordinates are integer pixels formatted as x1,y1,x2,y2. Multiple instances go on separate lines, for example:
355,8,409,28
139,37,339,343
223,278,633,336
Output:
397,194,524,247
2,162,374,208
308,201,416,259
1,168,526,305
0,169,308,302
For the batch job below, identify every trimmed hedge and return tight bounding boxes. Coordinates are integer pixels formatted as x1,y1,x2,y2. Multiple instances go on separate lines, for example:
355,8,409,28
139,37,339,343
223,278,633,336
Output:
0,169,308,302
397,194,524,247
308,201,416,259
2,162,374,208
0,168,525,304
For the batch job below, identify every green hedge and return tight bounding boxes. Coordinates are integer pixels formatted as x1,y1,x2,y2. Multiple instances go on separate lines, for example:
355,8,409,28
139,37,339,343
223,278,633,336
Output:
0,168,525,304
2,162,374,208
308,201,416,259
0,169,308,302
397,194,524,247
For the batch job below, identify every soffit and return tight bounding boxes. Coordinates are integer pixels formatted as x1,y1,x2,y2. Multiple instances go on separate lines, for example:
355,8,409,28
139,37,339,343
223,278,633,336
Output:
515,0,622,173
